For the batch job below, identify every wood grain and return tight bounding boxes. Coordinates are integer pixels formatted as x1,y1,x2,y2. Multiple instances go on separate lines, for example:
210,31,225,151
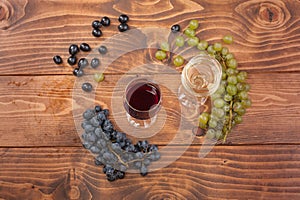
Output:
0,146,300,200
0,73,299,147
0,0,299,75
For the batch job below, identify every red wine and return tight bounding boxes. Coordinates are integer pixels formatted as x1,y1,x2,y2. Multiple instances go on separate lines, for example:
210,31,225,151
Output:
124,79,161,120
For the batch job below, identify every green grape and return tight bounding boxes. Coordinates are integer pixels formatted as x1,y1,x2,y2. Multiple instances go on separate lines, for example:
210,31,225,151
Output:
197,40,208,50
238,91,248,100
226,68,236,76
215,131,223,139
207,45,216,55
224,94,233,102
236,82,245,92
227,75,238,85
237,72,246,83
211,93,221,100
199,122,207,129
184,28,196,37
236,108,246,116
155,50,167,60
226,84,238,96
244,83,251,92
187,36,199,46
189,19,199,30
223,35,233,44
234,115,243,124
216,85,225,94
206,129,216,139
239,71,248,79
208,119,218,128
226,58,237,69
160,42,170,51
199,112,210,124
212,107,225,118
214,98,225,108
221,80,227,86
94,73,105,82
223,104,230,112
241,99,252,108
225,53,234,60
213,42,223,52
233,102,243,112
173,55,184,67
222,72,227,80
221,47,229,56
175,36,185,47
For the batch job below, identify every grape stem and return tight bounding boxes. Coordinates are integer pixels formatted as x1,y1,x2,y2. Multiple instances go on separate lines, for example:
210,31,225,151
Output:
223,100,233,143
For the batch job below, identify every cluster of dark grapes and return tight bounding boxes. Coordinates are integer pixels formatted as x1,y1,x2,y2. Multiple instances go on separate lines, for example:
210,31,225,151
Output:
81,105,160,181
156,19,252,142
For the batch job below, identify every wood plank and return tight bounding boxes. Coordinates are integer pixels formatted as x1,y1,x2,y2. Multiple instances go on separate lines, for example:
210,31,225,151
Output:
0,146,299,199
0,73,299,147
0,0,300,75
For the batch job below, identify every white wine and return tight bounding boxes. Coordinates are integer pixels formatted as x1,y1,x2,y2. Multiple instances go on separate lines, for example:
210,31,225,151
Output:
181,53,222,98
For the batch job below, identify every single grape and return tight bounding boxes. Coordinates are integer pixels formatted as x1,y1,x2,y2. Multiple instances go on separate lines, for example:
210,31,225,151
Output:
197,40,208,50
244,83,251,92
199,112,210,124
241,99,252,108
233,102,243,112
212,107,225,118
223,35,233,44
227,75,238,85
208,119,218,128
187,36,199,46
175,36,185,47
236,108,246,116
234,115,243,124
214,98,225,108
224,94,233,102
226,58,237,69
226,84,238,96
173,55,184,67
189,19,199,30
155,50,166,60
199,122,207,129
213,42,222,52
184,28,196,37
206,129,216,139
94,73,105,82
207,45,216,55
238,91,248,100
237,72,247,83
226,68,236,76
160,42,170,52
216,85,225,94
223,104,230,112
225,53,234,60
236,83,245,92
221,47,229,56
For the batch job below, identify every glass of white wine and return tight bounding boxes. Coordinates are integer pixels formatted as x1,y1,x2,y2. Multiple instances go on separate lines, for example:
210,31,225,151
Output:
178,52,222,117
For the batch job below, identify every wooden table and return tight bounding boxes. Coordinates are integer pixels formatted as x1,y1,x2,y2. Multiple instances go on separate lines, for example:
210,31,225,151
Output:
0,0,300,199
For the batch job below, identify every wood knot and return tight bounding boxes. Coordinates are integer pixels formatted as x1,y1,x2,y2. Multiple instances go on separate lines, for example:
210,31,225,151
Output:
69,186,80,200
0,2,11,22
235,0,291,29
0,0,28,30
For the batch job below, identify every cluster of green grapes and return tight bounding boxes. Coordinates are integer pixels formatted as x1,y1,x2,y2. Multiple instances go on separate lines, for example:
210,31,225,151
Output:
155,19,252,142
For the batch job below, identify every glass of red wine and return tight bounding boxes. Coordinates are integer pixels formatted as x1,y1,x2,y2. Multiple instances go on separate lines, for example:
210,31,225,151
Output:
123,78,162,128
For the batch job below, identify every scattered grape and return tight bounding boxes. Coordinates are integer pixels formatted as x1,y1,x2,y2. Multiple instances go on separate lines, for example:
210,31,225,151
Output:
173,55,184,67
187,36,199,46
184,28,196,37
155,50,166,60
189,19,199,30
223,35,233,44
175,36,185,47
197,40,208,50
160,42,170,52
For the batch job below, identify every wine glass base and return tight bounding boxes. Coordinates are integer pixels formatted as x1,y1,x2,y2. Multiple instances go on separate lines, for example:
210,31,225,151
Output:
125,113,158,129
178,85,207,119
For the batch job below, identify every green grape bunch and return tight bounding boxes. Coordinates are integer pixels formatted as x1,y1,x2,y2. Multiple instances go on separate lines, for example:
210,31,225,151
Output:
155,20,252,143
